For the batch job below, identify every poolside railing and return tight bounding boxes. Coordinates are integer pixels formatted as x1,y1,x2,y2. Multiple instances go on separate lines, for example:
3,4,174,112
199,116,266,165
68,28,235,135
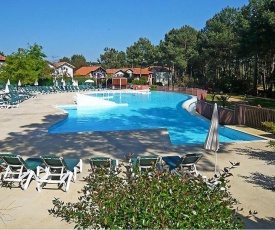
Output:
235,104,275,129
156,86,207,100
197,100,275,131
157,86,275,130
196,100,236,125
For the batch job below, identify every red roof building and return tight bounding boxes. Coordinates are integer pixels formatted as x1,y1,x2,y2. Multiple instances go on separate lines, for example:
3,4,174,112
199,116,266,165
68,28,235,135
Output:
50,62,75,78
74,66,106,78
0,55,6,61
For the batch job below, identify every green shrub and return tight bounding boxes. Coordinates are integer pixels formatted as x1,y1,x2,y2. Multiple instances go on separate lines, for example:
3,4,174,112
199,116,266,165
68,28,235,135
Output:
150,85,157,90
262,121,275,134
217,94,231,107
262,121,275,148
132,77,147,85
49,162,243,229
155,82,163,86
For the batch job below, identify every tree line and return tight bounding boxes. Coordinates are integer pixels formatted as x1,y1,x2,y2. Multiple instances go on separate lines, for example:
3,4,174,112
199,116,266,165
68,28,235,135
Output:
1,0,275,97
97,0,275,98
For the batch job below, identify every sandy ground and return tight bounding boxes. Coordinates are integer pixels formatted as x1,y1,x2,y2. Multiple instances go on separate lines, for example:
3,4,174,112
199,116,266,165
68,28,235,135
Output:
0,91,275,229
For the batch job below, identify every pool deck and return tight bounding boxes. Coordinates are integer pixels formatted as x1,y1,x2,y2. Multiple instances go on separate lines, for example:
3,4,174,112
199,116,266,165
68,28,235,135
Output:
0,91,275,229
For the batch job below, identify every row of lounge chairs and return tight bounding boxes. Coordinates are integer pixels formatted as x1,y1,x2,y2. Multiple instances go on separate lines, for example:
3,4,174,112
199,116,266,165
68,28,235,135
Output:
0,154,82,192
0,85,34,108
33,85,96,94
9,84,96,94
0,153,202,192
0,84,96,109
90,153,203,177
127,153,202,176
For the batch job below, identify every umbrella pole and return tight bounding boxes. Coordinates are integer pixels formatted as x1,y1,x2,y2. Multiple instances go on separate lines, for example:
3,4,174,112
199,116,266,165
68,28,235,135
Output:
214,150,217,176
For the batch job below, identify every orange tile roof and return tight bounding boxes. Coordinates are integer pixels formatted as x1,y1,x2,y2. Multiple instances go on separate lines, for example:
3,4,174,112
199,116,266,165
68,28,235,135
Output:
53,62,75,68
74,66,102,75
106,69,131,75
106,69,124,74
121,68,131,71
130,68,152,75
0,55,6,61
106,68,152,75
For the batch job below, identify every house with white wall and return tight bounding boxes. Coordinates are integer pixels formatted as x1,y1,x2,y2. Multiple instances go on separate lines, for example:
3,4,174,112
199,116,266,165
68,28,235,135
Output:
148,66,171,86
51,62,75,78
0,55,6,66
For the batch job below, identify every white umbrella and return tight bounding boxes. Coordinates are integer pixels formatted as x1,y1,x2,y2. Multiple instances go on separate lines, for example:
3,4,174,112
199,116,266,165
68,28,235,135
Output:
34,80,39,86
85,79,94,83
18,80,21,86
204,103,219,175
7,79,10,85
5,84,10,93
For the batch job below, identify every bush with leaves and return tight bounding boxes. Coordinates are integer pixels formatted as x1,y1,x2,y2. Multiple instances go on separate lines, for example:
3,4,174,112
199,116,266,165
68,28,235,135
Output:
217,94,231,107
262,121,275,134
150,84,157,90
132,76,147,85
49,159,244,229
262,121,275,148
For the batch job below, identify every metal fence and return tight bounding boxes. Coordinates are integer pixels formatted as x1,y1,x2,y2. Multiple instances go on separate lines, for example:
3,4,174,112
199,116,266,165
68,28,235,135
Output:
196,100,236,125
197,100,275,130
235,104,275,129
156,86,207,100
156,86,275,130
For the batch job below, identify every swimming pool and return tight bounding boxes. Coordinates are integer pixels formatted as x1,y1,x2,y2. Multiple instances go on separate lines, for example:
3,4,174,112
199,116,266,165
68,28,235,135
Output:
49,91,263,145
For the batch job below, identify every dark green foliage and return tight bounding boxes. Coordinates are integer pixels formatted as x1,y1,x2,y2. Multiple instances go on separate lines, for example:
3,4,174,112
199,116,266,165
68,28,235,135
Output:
49,164,243,229
217,94,231,107
70,54,87,70
262,121,275,134
132,77,147,85
98,48,127,69
246,97,275,108
262,121,275,148
267,140,275,149
126,38,156,68
0,43,50,85
150,85,158,90
155,82,163,86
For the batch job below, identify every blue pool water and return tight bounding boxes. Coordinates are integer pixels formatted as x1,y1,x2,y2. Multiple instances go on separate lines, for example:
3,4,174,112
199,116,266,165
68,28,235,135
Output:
49,91,263,145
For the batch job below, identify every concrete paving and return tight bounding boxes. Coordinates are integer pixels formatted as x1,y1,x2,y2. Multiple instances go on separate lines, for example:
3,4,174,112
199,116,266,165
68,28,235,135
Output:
0,91,275,229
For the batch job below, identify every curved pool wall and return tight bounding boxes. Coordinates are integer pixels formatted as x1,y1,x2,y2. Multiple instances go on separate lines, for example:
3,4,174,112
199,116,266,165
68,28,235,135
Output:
49,91,264,145
182,96,197,113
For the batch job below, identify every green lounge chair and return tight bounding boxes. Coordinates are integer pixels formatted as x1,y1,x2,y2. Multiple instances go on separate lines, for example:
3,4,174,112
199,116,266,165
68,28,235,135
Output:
132,155,162,171
179,153,202,175
89,157,118,172
161,155,186,176
0,158,4,171
37,155,82,192
0,154,44,190
162,153,202,176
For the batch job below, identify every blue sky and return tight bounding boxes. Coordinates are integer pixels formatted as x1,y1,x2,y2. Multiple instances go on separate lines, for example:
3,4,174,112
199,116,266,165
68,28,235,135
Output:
1,0,248,62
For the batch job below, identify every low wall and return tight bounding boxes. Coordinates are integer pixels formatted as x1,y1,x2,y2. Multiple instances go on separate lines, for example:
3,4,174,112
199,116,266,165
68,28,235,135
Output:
197,100,275,129
156,86,207,100
128,85,150,90
156,85,275,129
196,100,236,125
